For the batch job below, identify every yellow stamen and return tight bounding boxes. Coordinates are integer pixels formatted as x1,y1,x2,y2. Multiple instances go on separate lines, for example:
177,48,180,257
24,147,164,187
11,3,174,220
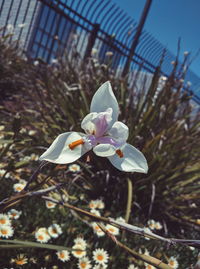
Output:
116,149,124,158
69,139,84,150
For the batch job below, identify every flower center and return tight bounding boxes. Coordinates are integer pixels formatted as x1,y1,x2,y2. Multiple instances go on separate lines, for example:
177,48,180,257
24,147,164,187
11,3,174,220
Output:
116,149,124,158
80,262,86,268
0,219,6,224
69,139,84,150
97,254,103,261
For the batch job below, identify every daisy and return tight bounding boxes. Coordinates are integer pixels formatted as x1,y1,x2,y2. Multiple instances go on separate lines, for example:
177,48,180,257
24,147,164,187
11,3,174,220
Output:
72,244,86,258
74,237,87,249
168,257,179,269
48,224,62,238
8,209,22,220
69,164,81,172
0,225,14,238
147,219,156,230
56,250,70,262
13,182,26,192
154,221,162,230
35,229,50,243
11,254,28,265
45,200,57,209
0,214,11,225
143,227,152,240
90,209,101,216
78,256,92,269
105,224,119,236
92,222,105,237
89,200,98,209
93,248,109,265
96,199,105,209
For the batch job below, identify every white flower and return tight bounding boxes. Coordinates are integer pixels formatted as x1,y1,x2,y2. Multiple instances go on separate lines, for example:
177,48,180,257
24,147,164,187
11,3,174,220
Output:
93,248,109,264
40,82,148,173
11,254,28,265
89,200,98,209
154,221,162,230
56,250,70,262
0,225,14,238
91,48,98,55
95,199,105,209
51,58,58,64
78,256,92,269
168,257,179,269
72,244,86,258
90,209,101,216
45,200,56,209
28,130,37,136
0,214,11,226
13,182,26,192
48,224,62,238
6,24,14,33
91,222,105,237
74,237,87,249
68,164,81,172
105,224,119,236
147,219,156,230
143,227,152,240
34,60,39,66
35,228,50,243
8,209,22,220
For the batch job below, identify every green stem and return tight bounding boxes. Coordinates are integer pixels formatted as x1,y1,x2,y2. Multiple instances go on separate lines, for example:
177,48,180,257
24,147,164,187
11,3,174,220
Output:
125,178,133,223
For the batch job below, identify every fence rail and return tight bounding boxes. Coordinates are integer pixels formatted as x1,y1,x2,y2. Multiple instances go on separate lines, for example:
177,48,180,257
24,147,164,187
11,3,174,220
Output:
0,0,200,104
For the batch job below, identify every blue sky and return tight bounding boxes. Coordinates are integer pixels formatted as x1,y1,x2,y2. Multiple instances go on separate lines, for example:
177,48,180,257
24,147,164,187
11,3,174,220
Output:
113,0,200,77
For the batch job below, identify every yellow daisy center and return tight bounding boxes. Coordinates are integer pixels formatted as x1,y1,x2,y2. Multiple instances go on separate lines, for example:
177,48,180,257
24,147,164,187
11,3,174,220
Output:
1,229,8,235
97,254,104,261
0,219,6,224
80,262,87,268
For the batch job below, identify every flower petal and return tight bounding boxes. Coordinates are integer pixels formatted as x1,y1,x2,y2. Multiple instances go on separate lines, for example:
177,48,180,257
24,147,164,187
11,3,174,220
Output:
90,81,119,124
39,132,89,164
93,144,116,157
81,112,97,135
81,109,113,137
108,121,129,145
107,143,148,173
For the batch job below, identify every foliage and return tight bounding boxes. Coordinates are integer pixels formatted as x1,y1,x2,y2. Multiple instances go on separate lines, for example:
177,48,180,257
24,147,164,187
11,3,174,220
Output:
0,35,199,268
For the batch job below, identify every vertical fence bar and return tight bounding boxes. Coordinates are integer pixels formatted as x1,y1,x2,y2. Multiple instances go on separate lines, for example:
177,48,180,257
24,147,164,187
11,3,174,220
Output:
84,23,100,60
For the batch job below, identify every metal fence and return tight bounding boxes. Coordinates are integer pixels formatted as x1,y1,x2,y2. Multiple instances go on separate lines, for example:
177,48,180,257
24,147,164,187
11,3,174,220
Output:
1,0,200,104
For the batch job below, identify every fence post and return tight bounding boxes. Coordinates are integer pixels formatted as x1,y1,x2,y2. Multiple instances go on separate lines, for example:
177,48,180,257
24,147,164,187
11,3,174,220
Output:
84,23,100,60
122,0,153,77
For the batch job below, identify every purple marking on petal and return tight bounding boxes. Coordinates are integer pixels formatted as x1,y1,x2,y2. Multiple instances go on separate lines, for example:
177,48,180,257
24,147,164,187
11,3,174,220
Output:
85,135,97,147
92,109,112,137
96,136,122,148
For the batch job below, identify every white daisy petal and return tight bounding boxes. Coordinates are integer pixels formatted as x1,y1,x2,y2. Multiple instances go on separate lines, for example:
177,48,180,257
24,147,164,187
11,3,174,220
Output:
93,144,116,157
90,81,119,125
108,143,148,173
39,132,89,164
